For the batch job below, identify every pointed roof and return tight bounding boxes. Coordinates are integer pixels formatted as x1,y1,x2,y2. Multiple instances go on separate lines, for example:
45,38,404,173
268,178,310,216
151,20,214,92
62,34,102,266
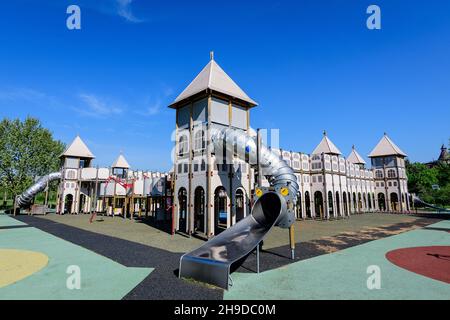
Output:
369,134,407,158
169,53,257,108
347,146,366,165
60,136,95,159
112,154,130,169
312,131,342,155
438,144,449,162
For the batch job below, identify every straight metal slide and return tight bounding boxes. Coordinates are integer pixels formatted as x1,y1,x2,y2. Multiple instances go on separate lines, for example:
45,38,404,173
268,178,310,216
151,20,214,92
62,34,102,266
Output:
179,192,285,289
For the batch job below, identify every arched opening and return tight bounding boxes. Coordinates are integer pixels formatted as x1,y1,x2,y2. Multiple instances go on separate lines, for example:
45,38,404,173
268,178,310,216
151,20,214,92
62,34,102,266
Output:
79,194,86,214
328,191,334,218
214,187,228,235
194,187,205,234
372,193,376,209
363,193,367,211
296,192,302,219
178,188,188,233
64,194,73,214
343,191,348,215
378,193,386,211
194,130,206,152
314,191,324,219
368,193,372,210
235,189,245,223
390,192,399,212
348,193,351,214
352,192,357,213
305,191,311,218
358,193,362,212
335,191,341,216
178,135,188,157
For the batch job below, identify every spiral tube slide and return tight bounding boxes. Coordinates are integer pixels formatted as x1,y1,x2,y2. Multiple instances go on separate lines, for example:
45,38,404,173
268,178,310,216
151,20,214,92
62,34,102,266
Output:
179,128,299,289
16,172,62,208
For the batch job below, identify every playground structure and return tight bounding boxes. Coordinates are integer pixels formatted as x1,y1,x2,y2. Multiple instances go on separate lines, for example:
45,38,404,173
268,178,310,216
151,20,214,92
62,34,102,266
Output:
14,54,420,290
16,55,414,227
16,141,173,224
169,53,413,244
179,126,298,289
412,195,450,213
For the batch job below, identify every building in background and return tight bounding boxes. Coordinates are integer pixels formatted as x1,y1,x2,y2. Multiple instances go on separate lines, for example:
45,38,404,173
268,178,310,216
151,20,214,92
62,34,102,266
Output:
426,144,450,167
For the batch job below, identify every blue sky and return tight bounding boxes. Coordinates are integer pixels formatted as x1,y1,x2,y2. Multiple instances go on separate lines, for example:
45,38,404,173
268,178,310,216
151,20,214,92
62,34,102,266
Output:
0,0,449,171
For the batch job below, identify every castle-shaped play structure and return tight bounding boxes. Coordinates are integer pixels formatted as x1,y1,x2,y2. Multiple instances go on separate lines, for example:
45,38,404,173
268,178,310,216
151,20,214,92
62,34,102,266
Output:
16,54,418,288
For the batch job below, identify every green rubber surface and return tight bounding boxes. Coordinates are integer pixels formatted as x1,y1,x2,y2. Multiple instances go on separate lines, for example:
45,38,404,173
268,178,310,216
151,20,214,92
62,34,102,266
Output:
0,214,27,227
225,221,450,300
0,215,153,300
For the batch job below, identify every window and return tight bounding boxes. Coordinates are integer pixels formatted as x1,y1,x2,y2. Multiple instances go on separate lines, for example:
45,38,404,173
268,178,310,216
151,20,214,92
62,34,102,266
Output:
184,163,188,173
393,181,397,187
375,170,383,179
201,160,206,171
194,130,205,152
67,170,76,179
293,160,300,169
387,169,396,178
318,176,323,183
178,135,188,156
178,163,182,173
312,163,322,170
302,163,309,170
79,159,87,168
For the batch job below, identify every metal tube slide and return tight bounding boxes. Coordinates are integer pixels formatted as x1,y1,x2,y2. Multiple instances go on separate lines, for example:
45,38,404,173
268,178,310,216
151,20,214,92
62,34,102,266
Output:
210,127,298,227
412,195,450,212
17,172,61,208
179,128,299,289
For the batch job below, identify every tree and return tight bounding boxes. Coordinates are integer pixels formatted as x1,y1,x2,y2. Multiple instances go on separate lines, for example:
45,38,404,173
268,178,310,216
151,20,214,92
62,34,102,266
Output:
0,117,65,200
406,158,450,207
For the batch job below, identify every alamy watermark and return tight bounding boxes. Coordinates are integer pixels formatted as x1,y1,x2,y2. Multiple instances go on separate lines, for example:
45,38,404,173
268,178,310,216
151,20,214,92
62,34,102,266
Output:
366,265,381,290
66,265,81,290
66,5,81,30
367,5,381,30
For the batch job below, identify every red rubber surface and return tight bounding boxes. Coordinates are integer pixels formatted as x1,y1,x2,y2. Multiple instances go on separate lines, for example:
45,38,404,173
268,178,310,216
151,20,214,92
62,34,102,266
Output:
386,246,450,284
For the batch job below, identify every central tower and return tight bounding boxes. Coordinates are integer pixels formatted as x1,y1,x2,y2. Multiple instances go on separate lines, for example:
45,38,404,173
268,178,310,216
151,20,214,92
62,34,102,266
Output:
169,53,258,238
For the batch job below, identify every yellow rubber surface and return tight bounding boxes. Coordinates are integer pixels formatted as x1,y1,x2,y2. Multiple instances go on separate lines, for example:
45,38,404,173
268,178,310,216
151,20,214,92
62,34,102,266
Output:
0,249,49,288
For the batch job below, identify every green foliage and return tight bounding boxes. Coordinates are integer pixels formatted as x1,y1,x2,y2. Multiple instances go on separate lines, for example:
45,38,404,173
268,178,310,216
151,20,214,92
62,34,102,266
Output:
406,158,450,206
0,117,65,198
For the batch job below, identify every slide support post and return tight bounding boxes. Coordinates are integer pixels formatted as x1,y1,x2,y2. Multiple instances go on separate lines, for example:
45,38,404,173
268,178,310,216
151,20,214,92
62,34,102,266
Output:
289,224,295,260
